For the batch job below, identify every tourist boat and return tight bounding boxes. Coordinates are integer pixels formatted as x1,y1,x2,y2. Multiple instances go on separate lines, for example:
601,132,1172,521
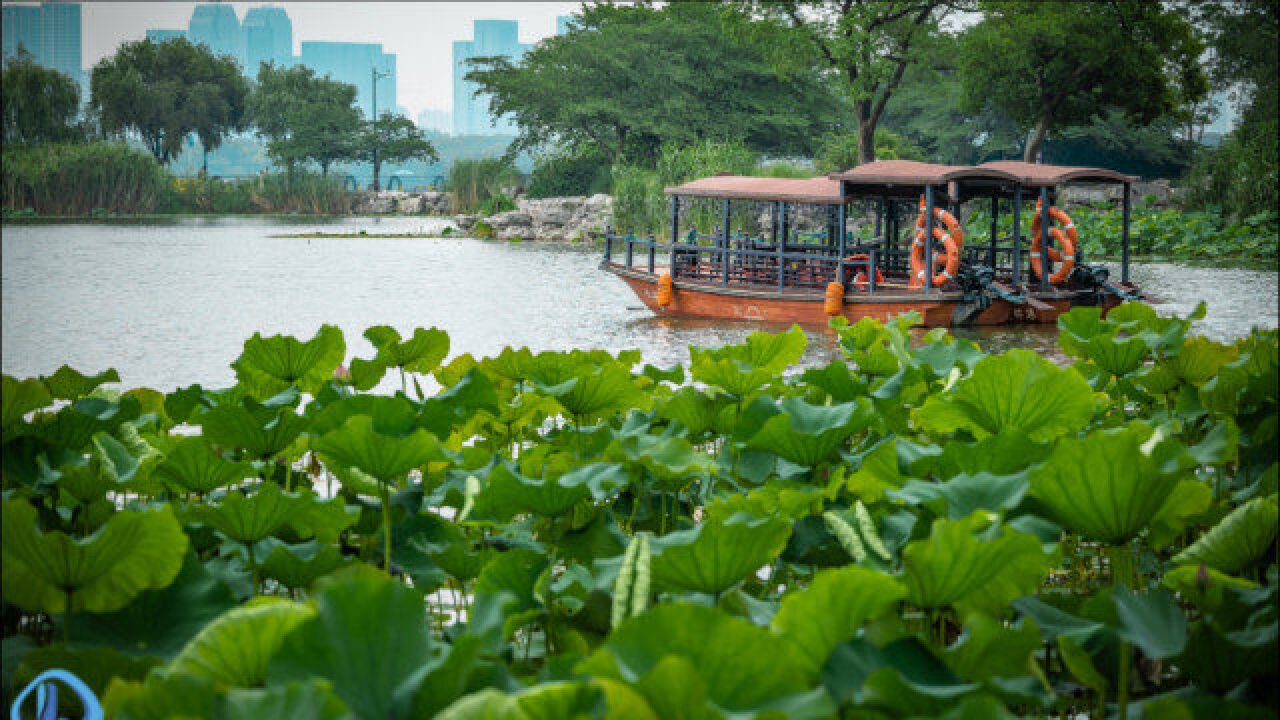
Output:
601,160,1142,327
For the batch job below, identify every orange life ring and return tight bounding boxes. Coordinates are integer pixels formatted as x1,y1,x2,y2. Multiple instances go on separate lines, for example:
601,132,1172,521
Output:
1029,200,1076,285
909,226,962,289
914,197,965,248
824,282,844,316
844,253,885,290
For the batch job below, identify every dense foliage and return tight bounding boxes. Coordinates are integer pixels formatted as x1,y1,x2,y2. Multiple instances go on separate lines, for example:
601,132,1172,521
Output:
1,142,170,216
525,148,612,199
360,113,438,192
3,305,1276,718
447,157,520,214
1,52,82,145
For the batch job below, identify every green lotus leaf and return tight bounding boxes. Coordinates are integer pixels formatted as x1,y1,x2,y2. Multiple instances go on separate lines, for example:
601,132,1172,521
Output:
1058,307,1151,377
185,482,313,546
846,438,907,502
891,471,1029,520
365,325,451,374
1029,424,1190,545
395,511,485,584
901,513,1053,617
578,603,830,718
2,374,52,432
631,656,710,720
658,386,727,437
771,566,906,674
1164,335,1239,387
841,638,979,716
40,365,121,400
436,683,602,720
91,425,164,493
198,395,307,459
28,395,142,451
914,349,1095,441
75,551,237,659
1139,695,1276,720
649,512,791,595
471,459,620,521
475,548,549,635
103,668,219,720
2,500,187,614
12,644,158,716
313,414,446,484
1056,635,1107,694
1111,586,1187,659
1146,478,1214,550
1161,565,1259,613
268,572,436,720
232,324,346,398
259,539,352,590
943,614,1042,682
689,325,806,397
1173,496,1279,574
154,436,254,495
800,360,867,403
221,679,348,720
746,397,873,466
348,356,389,391
546,363,647,420
169,597,314,687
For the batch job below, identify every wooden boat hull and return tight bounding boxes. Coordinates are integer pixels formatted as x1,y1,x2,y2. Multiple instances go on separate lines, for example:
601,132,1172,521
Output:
607,264,1072,328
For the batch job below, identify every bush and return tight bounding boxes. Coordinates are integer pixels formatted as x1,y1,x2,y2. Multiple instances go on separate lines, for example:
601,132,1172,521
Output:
655,139,758,186
477,193,516,216
2,141,169,215
448,157,519,213
754,160,814,178
1184,86,1278,222
610,165,666,238
813,129,925,173
167,172,349,215
526,147,612,198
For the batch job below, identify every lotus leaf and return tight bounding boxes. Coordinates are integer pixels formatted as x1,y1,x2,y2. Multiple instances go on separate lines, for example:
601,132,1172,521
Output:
1029,424,1197,545
746,396,873,466
2,374,52,431
169,597,314,686
365,325,450,374
28,395,142,451
436,683,602,720
269,572,436,720
1173,496,1278,574
854,638,981,716
771,566,906,674
915,349,1095,441
658,386,727,437
154,436,254,495
2,500,187,614
689,325,806,396
901,513,1053,616
231,324,345,398
220,680,347,720
185,482,312,546
943,615,1042,682
476,548,550,635
103,669,218,720
313,414,446,484
75,552,236,659
198,395,306,459
891,471,1029,520
578,604,830,718
648,512,791,595
1165,336,1239,387
1112,586,1188,659
1058,307,1151,377
472,460,623,521
259,539,351,589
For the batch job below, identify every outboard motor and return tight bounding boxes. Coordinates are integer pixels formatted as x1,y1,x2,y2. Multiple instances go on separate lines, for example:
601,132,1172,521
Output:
952,265,997,325
1074,263,1143,303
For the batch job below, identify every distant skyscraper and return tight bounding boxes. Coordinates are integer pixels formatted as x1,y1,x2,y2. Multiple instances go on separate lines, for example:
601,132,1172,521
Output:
188,3,243,66
242,6,292,74
3,2,83,88
146,29,187,44
298,41,396,119
556,15,574,35
453,20,530,136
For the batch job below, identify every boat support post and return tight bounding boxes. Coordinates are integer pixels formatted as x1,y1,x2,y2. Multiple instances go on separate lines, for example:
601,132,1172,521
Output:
1038,186,1051,292
775,202,785,291
836,202,847,286
669,196,680,273
924,184,936,294
1011,186,1022,287
988,195,998,268
1121,181,1131,284
721,198,731,285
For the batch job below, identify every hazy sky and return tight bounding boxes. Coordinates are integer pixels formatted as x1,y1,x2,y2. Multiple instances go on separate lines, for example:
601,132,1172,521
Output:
80,2,584,117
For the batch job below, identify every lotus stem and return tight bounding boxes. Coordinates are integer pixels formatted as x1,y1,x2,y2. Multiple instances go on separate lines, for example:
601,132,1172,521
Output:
379,483,393,573
63,590,73,644
1110,544,1134,720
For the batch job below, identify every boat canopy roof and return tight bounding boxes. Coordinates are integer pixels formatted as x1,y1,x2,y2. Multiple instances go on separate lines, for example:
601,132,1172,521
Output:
836,160,1018,197
665,175,845,205
979,161,1137,186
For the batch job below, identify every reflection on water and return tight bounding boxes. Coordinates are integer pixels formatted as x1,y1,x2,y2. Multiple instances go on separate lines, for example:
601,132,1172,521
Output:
2,217,1276,391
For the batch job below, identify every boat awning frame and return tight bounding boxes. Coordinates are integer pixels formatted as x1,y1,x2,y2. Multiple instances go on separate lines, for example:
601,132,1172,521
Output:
665,175,846,205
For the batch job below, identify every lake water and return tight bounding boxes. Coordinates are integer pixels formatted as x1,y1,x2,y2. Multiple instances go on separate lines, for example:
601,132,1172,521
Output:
3,216,1276,392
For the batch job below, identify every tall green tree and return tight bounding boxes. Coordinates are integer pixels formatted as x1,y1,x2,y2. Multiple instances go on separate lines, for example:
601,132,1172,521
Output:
2,50,82,145
89,38,248,166
735,0,950,164
360,112,437,191
248,63,362,176
466,3,838,165
957,2,1207,163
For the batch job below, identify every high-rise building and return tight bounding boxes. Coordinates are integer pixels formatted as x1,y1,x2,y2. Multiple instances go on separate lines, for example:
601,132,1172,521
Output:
145,29,187,44
298,41,396,120
242,6,292,74
2,2,83,88
188,3,243,66
417,108,452,135
452,20,530,136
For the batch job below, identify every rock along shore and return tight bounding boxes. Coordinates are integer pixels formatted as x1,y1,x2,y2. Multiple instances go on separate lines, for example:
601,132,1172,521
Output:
350,191,612,243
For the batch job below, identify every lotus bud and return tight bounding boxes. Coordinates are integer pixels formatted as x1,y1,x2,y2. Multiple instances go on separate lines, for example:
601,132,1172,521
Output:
334,364,351,382
1196,564,1211,590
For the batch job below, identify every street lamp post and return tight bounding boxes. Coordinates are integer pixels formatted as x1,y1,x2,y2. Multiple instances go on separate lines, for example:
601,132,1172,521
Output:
370,65,392,191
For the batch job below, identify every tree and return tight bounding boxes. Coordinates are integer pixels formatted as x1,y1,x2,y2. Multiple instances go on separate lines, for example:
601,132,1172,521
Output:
2,50,82,145
89,38,247,166
360,112,437,191
735,1,950,164
957,2,1207,163
466,3,839,166
248,63,362,175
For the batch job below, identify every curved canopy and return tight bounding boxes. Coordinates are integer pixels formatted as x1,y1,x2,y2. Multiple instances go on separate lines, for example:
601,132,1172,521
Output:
837,160,1019,188
665,175,845,205
979,161,1137,186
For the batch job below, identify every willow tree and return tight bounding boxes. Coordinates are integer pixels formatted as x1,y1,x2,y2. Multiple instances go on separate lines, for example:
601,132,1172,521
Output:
735,1,950,165
957,1,1206,163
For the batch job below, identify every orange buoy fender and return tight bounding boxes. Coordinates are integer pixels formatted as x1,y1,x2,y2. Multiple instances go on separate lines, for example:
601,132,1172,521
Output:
1029,201,1077,285
656,273,673,307
824,281,844,316
909,226,962,289
845,253,885,290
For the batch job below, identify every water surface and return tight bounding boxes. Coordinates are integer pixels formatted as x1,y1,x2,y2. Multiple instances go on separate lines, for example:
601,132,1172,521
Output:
3,217,1276,391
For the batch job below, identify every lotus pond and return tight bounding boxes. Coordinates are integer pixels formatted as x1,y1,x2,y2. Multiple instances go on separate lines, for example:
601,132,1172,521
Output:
2,300,1277,719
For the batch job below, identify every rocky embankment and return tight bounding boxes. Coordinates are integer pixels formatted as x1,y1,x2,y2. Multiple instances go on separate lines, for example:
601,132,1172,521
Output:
351,191,611,243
